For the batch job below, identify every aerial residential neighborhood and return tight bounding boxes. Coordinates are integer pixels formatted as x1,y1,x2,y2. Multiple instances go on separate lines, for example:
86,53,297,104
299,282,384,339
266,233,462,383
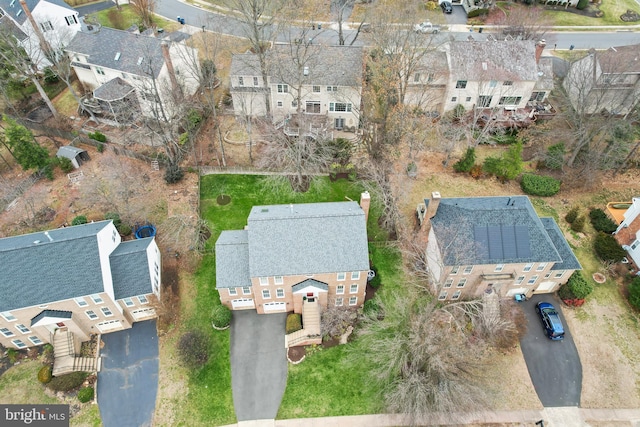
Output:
0,0,639,425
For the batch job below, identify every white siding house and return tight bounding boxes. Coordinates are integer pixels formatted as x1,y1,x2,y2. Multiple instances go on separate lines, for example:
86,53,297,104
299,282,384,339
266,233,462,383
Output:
230,45,363,130
0,0,80,68
65,27,201,121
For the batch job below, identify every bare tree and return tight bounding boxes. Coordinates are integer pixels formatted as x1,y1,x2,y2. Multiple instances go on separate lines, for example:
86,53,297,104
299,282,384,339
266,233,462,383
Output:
0,25,59,119
223,0,283,119
497,4,551,42
130,0,157,29
354,292,491,426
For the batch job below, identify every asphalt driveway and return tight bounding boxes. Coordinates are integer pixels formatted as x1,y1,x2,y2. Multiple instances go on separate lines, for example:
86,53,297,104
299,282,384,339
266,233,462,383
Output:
231,310,287,421
519,293,582,407
445,5,468,25
97,320,159,427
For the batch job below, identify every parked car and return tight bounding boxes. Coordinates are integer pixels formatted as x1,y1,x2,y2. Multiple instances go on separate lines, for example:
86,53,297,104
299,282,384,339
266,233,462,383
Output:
440,1,453,13
536,302,565,340
413,21,440,34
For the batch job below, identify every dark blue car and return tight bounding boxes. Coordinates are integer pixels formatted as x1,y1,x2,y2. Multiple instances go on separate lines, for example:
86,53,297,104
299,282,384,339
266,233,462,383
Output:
536,302,565,340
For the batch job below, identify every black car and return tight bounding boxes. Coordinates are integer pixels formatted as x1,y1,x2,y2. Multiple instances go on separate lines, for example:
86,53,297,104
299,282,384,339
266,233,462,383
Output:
535,302,565,340
440,1,453,13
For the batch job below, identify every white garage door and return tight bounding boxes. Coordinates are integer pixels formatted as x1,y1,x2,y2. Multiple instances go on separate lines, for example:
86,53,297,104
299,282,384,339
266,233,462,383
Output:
232,299,255,309
263,302,286,312
534,281,557,293
96,320,123,333
506,288,527,297
132,308,156,320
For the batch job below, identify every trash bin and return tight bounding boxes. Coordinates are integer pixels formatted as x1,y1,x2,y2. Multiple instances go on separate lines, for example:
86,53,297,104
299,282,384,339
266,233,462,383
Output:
318,23,322,30
478,27,483,33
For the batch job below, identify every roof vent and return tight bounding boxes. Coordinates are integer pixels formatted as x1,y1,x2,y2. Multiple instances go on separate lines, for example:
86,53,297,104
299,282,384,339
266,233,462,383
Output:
303,66,309,76
137,56,144,65
482,62,487,70
33,240,40,245
114,52,121,61
44,231,53,242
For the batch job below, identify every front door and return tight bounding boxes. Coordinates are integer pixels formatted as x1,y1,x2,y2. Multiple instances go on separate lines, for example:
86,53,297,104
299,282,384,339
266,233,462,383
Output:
306,292,315,302
334,118,345,130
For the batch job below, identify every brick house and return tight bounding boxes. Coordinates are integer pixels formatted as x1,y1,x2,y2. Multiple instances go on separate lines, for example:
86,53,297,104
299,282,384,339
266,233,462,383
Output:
0,221,161,350
417,193,581,301
216,193,370,315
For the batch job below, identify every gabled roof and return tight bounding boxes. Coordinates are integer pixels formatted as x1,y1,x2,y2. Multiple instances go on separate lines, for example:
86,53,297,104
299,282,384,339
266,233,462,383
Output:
447,40,538,82
93,77,135,102
0,0,75,26
231,45,364,87
246,201,369,277
65,27,168,78
215,230,251,289
30,309,72,327
0,221,113,312
430,196,563,266
110,238,155,299
292,279,329,292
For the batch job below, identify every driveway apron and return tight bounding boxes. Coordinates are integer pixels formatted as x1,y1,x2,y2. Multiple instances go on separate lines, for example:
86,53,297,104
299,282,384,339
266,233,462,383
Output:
519,294,582,407
231,311,288,421
97,320,159,427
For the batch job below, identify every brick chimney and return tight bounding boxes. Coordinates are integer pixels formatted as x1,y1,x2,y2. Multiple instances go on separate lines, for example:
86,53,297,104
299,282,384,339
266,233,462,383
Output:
360,191,371,223
426,191,441,220
535,39,546,64
160,42,182,98
20,0,52,61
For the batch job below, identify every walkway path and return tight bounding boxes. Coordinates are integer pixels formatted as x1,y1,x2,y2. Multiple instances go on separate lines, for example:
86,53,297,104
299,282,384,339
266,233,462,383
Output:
221,408,640,426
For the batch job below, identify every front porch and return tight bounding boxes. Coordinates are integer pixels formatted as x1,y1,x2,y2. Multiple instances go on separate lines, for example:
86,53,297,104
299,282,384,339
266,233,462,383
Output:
284,300,322,348
52,330,101,376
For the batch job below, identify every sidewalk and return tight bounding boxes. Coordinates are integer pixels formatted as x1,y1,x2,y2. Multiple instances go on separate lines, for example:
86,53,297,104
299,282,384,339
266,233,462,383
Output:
222,408,640,427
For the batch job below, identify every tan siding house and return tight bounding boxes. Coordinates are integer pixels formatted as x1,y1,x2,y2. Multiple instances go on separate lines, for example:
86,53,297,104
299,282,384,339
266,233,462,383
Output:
0,221,161,350
418,193,581,301
216,194,370,315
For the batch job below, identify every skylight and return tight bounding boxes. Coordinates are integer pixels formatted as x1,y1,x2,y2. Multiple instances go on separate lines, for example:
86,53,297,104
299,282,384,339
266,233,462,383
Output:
137,56,143,65
16,9,22,16
114,52,121,61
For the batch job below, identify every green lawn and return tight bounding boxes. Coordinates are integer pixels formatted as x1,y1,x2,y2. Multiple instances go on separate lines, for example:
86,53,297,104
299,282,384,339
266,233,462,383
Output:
177,174,387,424
544,0,640,26
89,5,178,31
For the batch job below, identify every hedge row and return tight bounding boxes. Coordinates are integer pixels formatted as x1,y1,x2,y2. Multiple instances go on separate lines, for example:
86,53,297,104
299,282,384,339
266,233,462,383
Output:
520,173,561,196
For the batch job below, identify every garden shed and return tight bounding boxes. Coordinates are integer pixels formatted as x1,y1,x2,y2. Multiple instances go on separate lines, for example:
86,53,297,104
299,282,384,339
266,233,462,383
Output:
56,146,90,169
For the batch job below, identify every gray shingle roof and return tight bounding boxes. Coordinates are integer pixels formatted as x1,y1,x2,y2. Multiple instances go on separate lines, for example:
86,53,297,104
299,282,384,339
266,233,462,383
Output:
292,279,329,292
65,27,166,78
430,196,562,266
0,15,27,41
231,45,364,87
110,238,155,299
535,57,554,91
247,201,369,277
0,221,113,312
93,77,135,102
448,40,538,82
540,218,582,271
215,230,251,289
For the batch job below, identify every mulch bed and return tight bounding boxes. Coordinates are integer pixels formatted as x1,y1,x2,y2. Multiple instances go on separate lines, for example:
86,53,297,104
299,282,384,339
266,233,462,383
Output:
216,194,231,205
287,346,306,363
